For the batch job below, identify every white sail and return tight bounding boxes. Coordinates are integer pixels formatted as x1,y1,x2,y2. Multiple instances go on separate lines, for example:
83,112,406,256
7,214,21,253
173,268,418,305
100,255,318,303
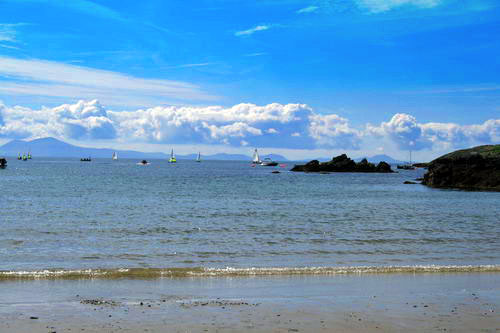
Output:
196,152,201,162
252,149,261,163
112,152,118,160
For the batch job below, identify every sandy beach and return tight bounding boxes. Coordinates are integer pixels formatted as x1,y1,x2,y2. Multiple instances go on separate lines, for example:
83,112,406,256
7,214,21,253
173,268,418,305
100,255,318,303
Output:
1,272,498,332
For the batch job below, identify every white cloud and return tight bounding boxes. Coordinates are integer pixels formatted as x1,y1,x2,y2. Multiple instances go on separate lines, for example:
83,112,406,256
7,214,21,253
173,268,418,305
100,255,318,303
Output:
0,100,362,149
267,128,279,134
356,0,442,13
368,113,500,151
0,56,216,107
235,25,271,36
297,6,319,14
0,100,116,140
309,114,362,149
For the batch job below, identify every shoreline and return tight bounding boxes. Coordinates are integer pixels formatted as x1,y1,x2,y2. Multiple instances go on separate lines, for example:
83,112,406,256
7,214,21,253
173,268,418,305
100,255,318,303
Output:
1,272,498,332
1,264,499,281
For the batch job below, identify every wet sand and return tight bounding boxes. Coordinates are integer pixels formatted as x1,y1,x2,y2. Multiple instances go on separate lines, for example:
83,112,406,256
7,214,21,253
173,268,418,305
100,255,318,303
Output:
0,273,498,332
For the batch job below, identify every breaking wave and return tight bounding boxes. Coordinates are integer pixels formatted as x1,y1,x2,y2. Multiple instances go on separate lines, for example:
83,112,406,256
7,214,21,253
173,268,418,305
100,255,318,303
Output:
1,265,499,281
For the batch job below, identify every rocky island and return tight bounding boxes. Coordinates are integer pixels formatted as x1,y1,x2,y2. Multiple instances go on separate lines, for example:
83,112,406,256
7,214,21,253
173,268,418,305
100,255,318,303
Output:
422,145,500,191
291,154,394,173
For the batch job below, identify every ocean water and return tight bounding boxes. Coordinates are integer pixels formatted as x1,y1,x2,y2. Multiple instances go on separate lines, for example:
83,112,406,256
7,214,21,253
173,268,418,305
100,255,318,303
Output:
0,158,499,278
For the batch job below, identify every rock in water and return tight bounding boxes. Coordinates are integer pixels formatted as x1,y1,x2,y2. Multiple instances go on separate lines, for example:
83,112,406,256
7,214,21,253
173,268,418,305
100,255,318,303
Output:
422,145,500,191
290,160,320,172
291,154,394,173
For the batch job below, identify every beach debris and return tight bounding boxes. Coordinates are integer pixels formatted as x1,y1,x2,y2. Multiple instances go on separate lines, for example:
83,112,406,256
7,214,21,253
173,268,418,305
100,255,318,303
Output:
80,299,119,307
180,299,259,308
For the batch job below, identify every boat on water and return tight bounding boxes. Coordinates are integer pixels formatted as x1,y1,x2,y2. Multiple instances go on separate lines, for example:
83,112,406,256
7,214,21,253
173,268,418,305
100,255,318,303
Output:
397,151,416,170
0,157,6,168
196,152,201,162
138,160,149,165
80,157,92,162
260,157,278,166
252,149,278,166
17,153,21,160
169,149,177,163
397,164,415,170
112,152,118,160
252,149,261,164
27,152,32,160
22,153,28,161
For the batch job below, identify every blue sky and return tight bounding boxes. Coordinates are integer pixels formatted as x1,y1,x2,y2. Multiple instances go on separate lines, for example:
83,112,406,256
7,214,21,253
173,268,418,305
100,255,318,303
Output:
0,0,499,160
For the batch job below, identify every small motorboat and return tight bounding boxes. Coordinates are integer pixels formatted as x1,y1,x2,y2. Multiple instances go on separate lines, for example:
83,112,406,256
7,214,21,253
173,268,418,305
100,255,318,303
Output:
0,157,7,168
260,157,278,166
137,160,150,165
80,157,92,162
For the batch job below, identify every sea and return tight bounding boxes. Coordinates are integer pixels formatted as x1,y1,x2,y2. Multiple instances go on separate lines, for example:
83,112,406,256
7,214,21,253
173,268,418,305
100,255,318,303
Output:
0,158,499,279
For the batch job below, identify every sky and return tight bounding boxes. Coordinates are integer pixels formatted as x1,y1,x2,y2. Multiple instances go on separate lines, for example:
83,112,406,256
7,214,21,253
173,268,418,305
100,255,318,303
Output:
0,0,499,160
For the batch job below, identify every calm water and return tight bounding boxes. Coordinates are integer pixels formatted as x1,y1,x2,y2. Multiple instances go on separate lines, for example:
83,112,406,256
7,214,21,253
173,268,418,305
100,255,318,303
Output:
0,158,499,276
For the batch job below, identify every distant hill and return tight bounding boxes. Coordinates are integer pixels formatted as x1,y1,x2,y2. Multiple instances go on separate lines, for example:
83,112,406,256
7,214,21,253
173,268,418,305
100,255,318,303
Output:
0,137,169,159
0,137,288,161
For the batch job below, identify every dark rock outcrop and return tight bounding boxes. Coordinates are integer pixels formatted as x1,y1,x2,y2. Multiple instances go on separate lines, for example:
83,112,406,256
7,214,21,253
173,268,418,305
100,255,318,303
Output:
422,145,500,191
291,154,394,173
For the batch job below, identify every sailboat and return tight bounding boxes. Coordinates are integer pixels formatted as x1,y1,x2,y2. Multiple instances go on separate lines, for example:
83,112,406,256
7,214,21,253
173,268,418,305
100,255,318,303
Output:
252,149,261,164
27,152,32,159
17,153,21,160
112,152,118,160
397,151,416,170
169,149,177,163
196,152,201,162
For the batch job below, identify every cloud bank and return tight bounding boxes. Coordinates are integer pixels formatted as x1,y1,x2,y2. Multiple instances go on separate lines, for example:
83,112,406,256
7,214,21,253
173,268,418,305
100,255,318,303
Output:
0,101,498,152
368,113,500,151
0,100,361,149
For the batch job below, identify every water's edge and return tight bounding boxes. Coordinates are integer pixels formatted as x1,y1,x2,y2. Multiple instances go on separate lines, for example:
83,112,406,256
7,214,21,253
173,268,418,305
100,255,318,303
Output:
1,264,499,280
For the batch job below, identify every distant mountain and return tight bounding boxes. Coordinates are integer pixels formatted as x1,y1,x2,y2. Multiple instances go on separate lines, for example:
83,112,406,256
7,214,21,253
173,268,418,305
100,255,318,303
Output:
0,137,289,161
0,137,168,159
354,154,406,164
